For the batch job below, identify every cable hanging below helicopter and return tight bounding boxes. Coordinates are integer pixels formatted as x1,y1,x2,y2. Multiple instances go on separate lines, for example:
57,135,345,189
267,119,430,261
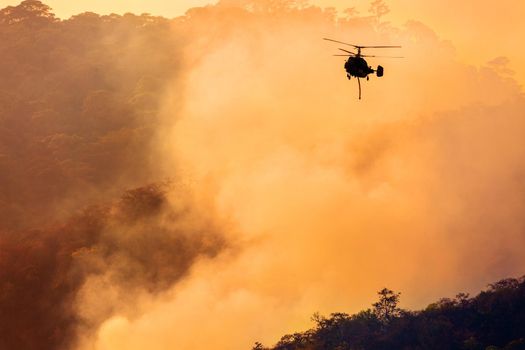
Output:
323,38,403,100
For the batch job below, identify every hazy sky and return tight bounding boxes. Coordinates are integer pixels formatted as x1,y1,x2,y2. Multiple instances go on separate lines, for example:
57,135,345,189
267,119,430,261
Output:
1,0,523,84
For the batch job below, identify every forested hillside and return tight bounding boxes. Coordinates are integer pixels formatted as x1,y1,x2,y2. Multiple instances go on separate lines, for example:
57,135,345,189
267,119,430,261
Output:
0,0,183,230
256,277,525,350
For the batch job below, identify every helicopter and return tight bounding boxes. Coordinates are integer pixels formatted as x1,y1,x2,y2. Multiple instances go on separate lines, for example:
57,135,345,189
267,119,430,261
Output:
323,38,403,99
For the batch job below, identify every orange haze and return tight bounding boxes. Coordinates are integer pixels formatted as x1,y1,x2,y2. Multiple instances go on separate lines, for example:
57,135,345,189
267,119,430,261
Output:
0,1,524,350
88,1,525,350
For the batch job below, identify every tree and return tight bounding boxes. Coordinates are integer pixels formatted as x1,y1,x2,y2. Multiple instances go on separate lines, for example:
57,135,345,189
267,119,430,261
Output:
488,278,520,291
343,7,359,19
0,0,56,25
372,288,402,323
252,342,266,350
368,0,389,23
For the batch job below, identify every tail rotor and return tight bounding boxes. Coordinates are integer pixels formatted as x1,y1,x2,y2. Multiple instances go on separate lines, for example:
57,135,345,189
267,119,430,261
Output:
376,65,384,77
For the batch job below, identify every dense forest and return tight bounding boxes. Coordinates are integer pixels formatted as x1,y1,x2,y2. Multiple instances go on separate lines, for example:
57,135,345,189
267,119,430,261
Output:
0,0,184,231
256,277,525,350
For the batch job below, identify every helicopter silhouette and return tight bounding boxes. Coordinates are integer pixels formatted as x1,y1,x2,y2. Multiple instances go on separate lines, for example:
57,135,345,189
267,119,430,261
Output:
323,38,403,99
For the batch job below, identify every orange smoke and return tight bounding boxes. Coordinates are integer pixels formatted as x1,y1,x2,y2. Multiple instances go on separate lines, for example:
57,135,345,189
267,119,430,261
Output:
1,1,525,350
88,1,525,349
0,184,225,349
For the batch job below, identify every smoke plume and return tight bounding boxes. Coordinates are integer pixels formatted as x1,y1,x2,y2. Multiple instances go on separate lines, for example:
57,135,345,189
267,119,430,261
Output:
1,1,525,350
90,2,525,349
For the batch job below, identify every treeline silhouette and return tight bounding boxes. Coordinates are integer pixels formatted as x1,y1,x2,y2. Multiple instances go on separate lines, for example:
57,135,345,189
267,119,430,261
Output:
254,277,525,350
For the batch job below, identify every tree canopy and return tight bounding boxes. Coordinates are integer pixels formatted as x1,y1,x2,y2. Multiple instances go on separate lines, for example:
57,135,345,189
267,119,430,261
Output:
255,277,525,350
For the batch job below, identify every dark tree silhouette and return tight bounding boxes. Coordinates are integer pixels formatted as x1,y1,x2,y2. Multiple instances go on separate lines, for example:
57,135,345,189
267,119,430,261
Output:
252,341,267,350
372,288,401,324
257,277,525,350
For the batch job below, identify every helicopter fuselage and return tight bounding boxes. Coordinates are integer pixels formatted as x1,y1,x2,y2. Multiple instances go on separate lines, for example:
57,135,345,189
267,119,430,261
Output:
344,56,373,78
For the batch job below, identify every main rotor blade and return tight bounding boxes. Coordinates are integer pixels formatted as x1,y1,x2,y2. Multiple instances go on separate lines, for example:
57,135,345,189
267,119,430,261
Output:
333,54,354,56
323,38,358,48
323,38,401,49
338,48,356,55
